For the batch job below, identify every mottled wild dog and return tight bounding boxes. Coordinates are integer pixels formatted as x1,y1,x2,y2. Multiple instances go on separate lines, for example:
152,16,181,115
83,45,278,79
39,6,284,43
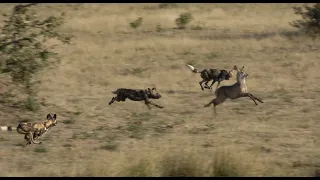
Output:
186,64,234,91
0,114,57,146
109,87,164,109
204,65,264,114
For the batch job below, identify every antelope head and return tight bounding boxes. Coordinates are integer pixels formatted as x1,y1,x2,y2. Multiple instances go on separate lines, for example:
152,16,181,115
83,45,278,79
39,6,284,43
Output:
234,65,249,82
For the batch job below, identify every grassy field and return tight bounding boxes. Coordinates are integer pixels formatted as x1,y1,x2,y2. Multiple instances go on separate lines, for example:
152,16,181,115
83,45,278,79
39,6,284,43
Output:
0,3,319,177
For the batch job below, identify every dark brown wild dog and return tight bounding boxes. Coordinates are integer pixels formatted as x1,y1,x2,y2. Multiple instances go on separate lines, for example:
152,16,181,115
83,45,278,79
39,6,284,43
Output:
0,114,57,146
109,87,164,109
204,65,264,114
186,64,234,91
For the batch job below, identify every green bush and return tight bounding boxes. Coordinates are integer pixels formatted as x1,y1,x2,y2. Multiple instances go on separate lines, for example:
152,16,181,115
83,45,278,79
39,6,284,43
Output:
290,3,320,38
25,95,40,112
130,17,143,29
158,3,178,9
0,4,72,108
175,12,194,29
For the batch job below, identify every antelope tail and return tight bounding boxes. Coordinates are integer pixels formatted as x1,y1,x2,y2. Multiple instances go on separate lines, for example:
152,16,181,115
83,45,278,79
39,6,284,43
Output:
186,64,199,73
0,126,16,131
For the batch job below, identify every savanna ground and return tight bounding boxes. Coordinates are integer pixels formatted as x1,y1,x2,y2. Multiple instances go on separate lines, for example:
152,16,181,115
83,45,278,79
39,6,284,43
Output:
0,3,319,177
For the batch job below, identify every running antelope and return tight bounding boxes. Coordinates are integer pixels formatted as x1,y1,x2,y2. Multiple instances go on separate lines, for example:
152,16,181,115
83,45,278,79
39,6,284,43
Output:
204,65,264,114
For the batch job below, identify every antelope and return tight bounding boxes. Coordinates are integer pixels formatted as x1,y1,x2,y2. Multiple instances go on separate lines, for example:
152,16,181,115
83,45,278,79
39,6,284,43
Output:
204,65,264,114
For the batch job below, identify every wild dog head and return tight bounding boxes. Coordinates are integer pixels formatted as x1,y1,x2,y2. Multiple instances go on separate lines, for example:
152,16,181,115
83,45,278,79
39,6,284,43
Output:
234,65,249,81
147,87,162,99
226,69,235,80
45,114,57,128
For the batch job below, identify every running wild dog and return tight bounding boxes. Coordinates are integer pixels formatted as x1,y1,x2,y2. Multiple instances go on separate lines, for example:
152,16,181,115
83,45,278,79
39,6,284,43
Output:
186,64,234,91
204,65,264,114
1,114,57,146
109,87,164,109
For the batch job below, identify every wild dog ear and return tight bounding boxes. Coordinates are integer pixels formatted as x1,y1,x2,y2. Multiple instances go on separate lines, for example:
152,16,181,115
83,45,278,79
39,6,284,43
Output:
53,114,57,120
47,114,53,120
152,87,156,91
147,88,151,91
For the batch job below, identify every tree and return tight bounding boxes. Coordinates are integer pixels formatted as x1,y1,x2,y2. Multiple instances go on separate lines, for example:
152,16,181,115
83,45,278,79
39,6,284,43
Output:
0,3,72,109
290,3,320,38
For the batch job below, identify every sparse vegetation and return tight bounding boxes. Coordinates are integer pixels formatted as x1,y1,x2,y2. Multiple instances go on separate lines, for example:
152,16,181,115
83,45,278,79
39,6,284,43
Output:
130,17,143,29
0,3,72,111
290,3,320,38
100,142,118,151
34,147,47,153
175,12,194,29
156,24,163,32
158,3,178,9
0,4,318,177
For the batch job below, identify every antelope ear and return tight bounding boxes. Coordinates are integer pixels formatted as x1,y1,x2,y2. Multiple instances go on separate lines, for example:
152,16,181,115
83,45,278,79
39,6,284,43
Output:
233,65,238,70
53,114,57,120
47,114,52,120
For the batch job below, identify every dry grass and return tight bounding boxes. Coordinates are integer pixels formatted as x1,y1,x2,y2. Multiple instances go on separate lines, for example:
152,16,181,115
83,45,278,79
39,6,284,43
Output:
0,3,319,177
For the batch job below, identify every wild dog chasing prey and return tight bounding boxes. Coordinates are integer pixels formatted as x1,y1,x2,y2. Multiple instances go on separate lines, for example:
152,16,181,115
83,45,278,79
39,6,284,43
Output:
109,87,164,109
1,114,57,146
204,65,264,114
186,64,234,91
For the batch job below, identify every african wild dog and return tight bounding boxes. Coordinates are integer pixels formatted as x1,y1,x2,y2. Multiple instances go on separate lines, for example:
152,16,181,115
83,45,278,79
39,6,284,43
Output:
0,114,57,146
109,87,164,109
204,65,264,114
186,64,234,91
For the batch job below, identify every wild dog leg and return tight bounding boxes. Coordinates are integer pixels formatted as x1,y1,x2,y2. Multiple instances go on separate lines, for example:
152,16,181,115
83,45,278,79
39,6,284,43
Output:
142,93,152,109
204,80,211,89
109,97,116,105
148,101,164,109
28,132,42,144
199,80,206,91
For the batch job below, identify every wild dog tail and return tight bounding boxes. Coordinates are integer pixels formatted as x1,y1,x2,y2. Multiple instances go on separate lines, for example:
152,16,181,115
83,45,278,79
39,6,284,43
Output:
111,89,118,94
0,126,16,131
186,64,199,73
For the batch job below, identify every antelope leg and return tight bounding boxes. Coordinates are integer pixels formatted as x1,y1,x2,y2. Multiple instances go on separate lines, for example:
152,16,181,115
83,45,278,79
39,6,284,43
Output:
249,93,264,103
243,93,258,105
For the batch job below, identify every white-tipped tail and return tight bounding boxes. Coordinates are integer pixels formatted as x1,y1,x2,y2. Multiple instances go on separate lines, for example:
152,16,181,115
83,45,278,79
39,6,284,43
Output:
0,126,15,131
111,90,118,94
186,64,198,73
0,126,8,131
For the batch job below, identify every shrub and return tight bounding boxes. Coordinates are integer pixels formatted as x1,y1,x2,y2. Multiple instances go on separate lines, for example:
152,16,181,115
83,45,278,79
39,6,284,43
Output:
130,17,143,29
290,3,320,38
0,3,72,110
175,12,194,29
34,147,47,153
25,95,40,112
158,3,178,9
159,151,201,177
156,24,163,32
